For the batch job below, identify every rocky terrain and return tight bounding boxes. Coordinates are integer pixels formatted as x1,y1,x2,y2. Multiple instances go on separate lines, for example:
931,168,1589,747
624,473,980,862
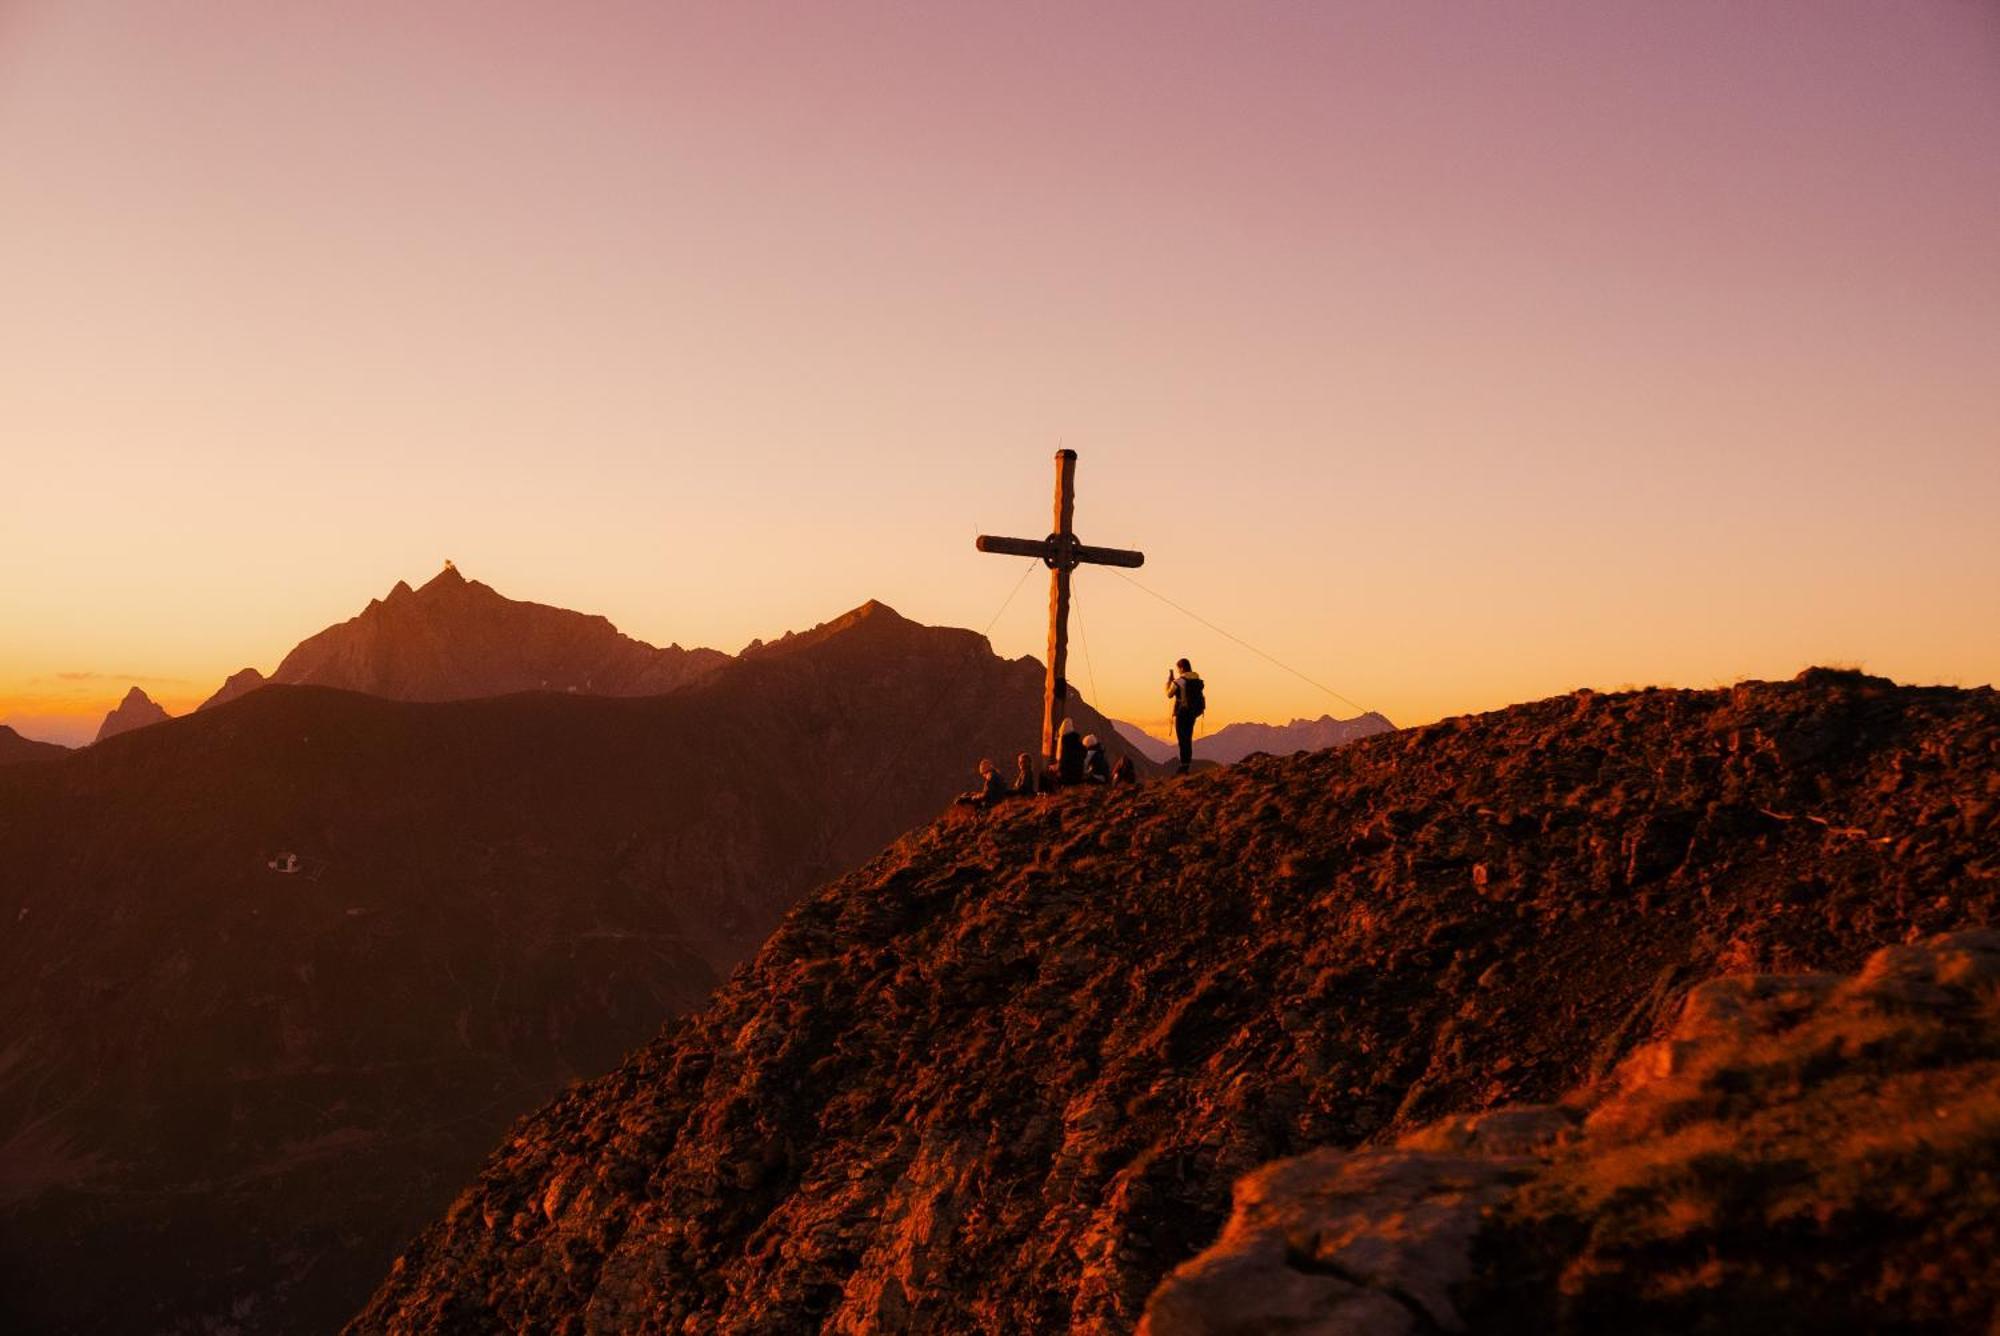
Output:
92,684,171,742
1143,929,2000,1334
0,601,1147,1335
0,725,68,766
1115,711,1395,767
268,563,729,701
349,669,1998,1334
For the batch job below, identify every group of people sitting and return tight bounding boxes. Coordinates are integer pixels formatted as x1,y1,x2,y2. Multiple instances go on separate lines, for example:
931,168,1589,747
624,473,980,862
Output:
956,716,1136,810
955,659,1207,810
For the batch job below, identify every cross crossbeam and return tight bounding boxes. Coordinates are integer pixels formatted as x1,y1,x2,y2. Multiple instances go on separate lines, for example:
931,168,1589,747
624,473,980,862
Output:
975,450,1145,769
973,534,1145,569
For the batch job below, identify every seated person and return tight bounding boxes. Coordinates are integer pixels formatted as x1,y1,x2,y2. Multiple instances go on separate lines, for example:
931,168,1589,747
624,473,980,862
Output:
954,758,1008,809
1081,734,1111,784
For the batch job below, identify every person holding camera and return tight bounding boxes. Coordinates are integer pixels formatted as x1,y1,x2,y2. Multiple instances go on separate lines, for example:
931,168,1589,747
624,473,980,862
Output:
1165,658,1206,775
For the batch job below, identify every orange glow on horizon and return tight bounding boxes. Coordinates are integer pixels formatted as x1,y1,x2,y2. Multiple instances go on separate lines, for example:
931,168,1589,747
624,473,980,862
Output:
4,2,1997,748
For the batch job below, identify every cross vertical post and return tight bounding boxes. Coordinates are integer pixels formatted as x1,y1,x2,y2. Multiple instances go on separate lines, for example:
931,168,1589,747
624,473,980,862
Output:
1044,449,1077,766
975,450,1145,773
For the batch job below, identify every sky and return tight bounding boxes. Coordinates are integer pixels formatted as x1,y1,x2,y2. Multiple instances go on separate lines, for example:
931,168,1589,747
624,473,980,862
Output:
3,1,1997,747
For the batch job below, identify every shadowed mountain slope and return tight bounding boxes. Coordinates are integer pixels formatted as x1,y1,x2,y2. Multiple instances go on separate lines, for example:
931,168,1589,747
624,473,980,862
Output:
0,601,1148,1336
92,685,170,742
269,563,729,701
0,725,67,766
350,669,1997,1334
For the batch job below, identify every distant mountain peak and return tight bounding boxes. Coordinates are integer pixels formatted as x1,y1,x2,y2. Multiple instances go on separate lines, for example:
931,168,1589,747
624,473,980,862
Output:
1281,709,1394,731
94,687,171,743
827,598,909,632
419,561,469,593
1113,709,1395,767
198,667,268,713
267,569,727,702
1186,710,1395,764
740,599,943,661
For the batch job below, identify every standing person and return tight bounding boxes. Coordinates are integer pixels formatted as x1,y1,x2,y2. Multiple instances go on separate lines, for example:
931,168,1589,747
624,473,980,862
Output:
1165,658,1205,775
1056,717,1087,786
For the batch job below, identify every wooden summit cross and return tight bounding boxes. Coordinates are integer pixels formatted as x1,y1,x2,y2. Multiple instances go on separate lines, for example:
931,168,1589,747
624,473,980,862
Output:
976,449,1145,770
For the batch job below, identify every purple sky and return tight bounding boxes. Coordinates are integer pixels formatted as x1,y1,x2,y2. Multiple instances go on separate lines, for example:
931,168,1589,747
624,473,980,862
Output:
3,1,1997,744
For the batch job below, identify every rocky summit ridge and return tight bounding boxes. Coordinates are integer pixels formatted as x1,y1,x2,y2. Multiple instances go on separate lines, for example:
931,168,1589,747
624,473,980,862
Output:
268,563,729,701
351,668,1999,1333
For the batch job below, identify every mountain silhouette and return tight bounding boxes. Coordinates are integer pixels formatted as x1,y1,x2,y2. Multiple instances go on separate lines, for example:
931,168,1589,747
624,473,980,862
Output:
0,601,1151,1336
0,725,68,766
267,563,728,701
92,685,170,742
349,669,1999,1333
1196,710,1396,762
198,665,268,710
1116,711,1395,765
1110,718,1179,763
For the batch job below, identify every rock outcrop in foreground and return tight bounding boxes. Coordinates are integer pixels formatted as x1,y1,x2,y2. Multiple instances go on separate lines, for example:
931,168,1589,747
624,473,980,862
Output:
351,670,1999,1333
1143,929,2000,1334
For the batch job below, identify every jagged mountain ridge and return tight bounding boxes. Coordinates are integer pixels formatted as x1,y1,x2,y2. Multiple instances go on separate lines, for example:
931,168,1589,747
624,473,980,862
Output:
1117,711,1397,766
1195,709,1396,763
92,685,170,742
0,601,1152,1336
268,564,729,701
350,669,1999,1333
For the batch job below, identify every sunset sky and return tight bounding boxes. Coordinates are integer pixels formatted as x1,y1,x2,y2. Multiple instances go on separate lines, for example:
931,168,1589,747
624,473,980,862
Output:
4,1,1997,747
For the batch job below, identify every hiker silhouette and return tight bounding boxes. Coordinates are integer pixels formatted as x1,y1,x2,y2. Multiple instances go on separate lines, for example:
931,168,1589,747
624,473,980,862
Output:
1166,659,1205,774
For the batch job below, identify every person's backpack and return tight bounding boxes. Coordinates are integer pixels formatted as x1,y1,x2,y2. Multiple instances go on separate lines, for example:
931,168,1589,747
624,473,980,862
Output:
1182,675,1206,718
